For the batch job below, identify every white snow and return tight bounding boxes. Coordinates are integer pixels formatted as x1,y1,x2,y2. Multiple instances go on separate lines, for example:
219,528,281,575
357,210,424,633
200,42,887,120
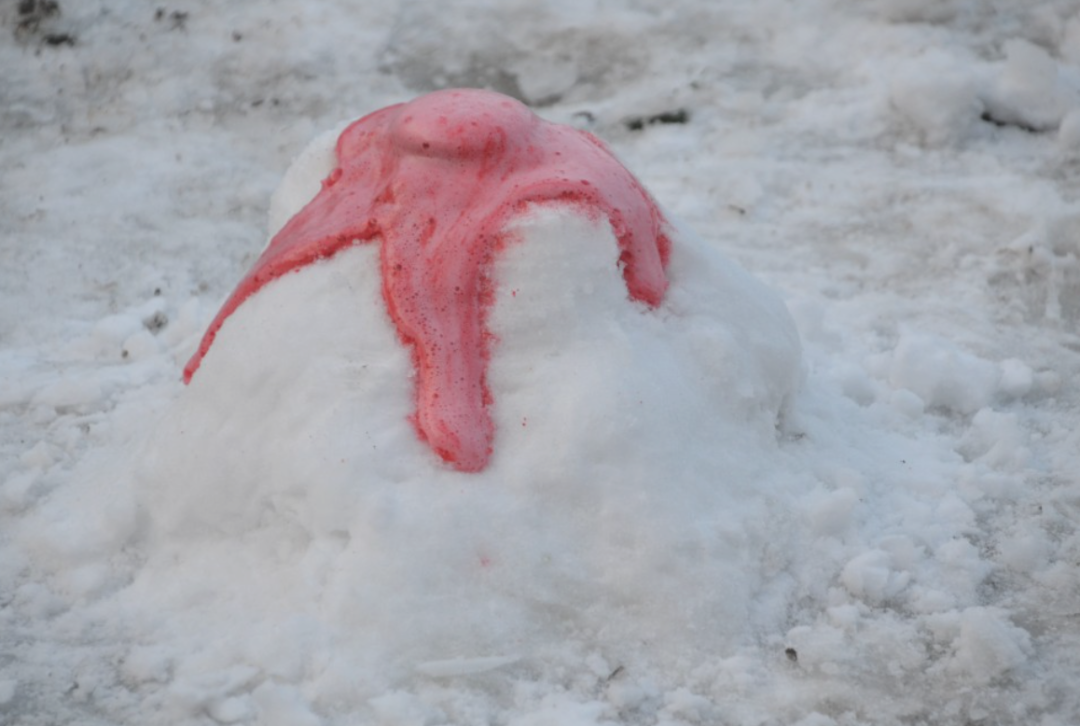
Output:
5,1,1080,725
983,38,1077,132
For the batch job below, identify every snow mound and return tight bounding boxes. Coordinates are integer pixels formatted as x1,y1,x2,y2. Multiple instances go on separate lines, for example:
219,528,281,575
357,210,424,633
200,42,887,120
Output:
126,120,802,699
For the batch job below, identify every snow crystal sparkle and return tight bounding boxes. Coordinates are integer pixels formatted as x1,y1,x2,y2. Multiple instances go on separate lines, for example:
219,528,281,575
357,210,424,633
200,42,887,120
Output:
184,89,671,472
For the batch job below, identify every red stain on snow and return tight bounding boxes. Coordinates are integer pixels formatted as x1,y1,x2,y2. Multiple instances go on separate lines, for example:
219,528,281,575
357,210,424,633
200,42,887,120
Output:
184,89,670,472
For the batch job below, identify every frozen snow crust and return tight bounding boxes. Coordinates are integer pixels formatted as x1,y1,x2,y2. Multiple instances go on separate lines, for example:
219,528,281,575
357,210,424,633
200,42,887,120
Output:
6,1,1080,725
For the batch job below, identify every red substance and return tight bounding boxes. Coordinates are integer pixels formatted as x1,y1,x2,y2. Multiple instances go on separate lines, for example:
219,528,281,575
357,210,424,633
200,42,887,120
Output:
184,89,670,472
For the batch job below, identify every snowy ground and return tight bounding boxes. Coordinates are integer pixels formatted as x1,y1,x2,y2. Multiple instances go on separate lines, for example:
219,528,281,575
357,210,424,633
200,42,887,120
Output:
4,1,1080,724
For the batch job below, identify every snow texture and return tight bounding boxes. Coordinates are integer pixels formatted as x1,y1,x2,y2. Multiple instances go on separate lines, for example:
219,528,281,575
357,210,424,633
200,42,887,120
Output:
4,1,1080,725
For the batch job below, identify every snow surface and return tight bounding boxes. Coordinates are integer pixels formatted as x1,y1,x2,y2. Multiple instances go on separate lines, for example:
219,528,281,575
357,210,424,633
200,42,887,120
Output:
4,1,1080,725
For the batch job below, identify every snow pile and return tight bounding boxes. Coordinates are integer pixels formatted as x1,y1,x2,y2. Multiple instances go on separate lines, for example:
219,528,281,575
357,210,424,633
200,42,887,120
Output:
123,120,802,706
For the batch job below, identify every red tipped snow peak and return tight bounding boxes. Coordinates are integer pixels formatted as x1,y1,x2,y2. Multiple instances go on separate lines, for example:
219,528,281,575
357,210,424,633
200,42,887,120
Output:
184,89,671,472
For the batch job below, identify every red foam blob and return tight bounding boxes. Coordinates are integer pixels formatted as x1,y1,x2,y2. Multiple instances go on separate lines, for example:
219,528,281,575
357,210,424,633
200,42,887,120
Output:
184,89,671,472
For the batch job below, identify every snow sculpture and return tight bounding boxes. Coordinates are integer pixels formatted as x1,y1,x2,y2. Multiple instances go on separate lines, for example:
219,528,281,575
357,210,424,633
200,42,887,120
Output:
184,89,671,472
138,90,803,661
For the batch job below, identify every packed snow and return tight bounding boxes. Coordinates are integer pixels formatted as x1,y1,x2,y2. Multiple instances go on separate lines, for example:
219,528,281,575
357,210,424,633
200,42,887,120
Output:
3,1,1080,725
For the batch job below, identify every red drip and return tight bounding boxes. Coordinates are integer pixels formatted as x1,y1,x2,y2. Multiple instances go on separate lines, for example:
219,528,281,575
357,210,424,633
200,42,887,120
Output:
184,89,671,472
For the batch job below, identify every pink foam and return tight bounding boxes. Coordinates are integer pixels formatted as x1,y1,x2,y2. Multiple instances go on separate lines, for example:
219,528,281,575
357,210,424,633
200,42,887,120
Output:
184,89,670,472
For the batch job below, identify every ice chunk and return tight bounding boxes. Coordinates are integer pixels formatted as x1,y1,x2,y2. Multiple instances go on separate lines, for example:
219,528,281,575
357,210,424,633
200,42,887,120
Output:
890,54,981,146
888,333,998,415
840,549,910,605
948,607,1032,685
983,39,1077,132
